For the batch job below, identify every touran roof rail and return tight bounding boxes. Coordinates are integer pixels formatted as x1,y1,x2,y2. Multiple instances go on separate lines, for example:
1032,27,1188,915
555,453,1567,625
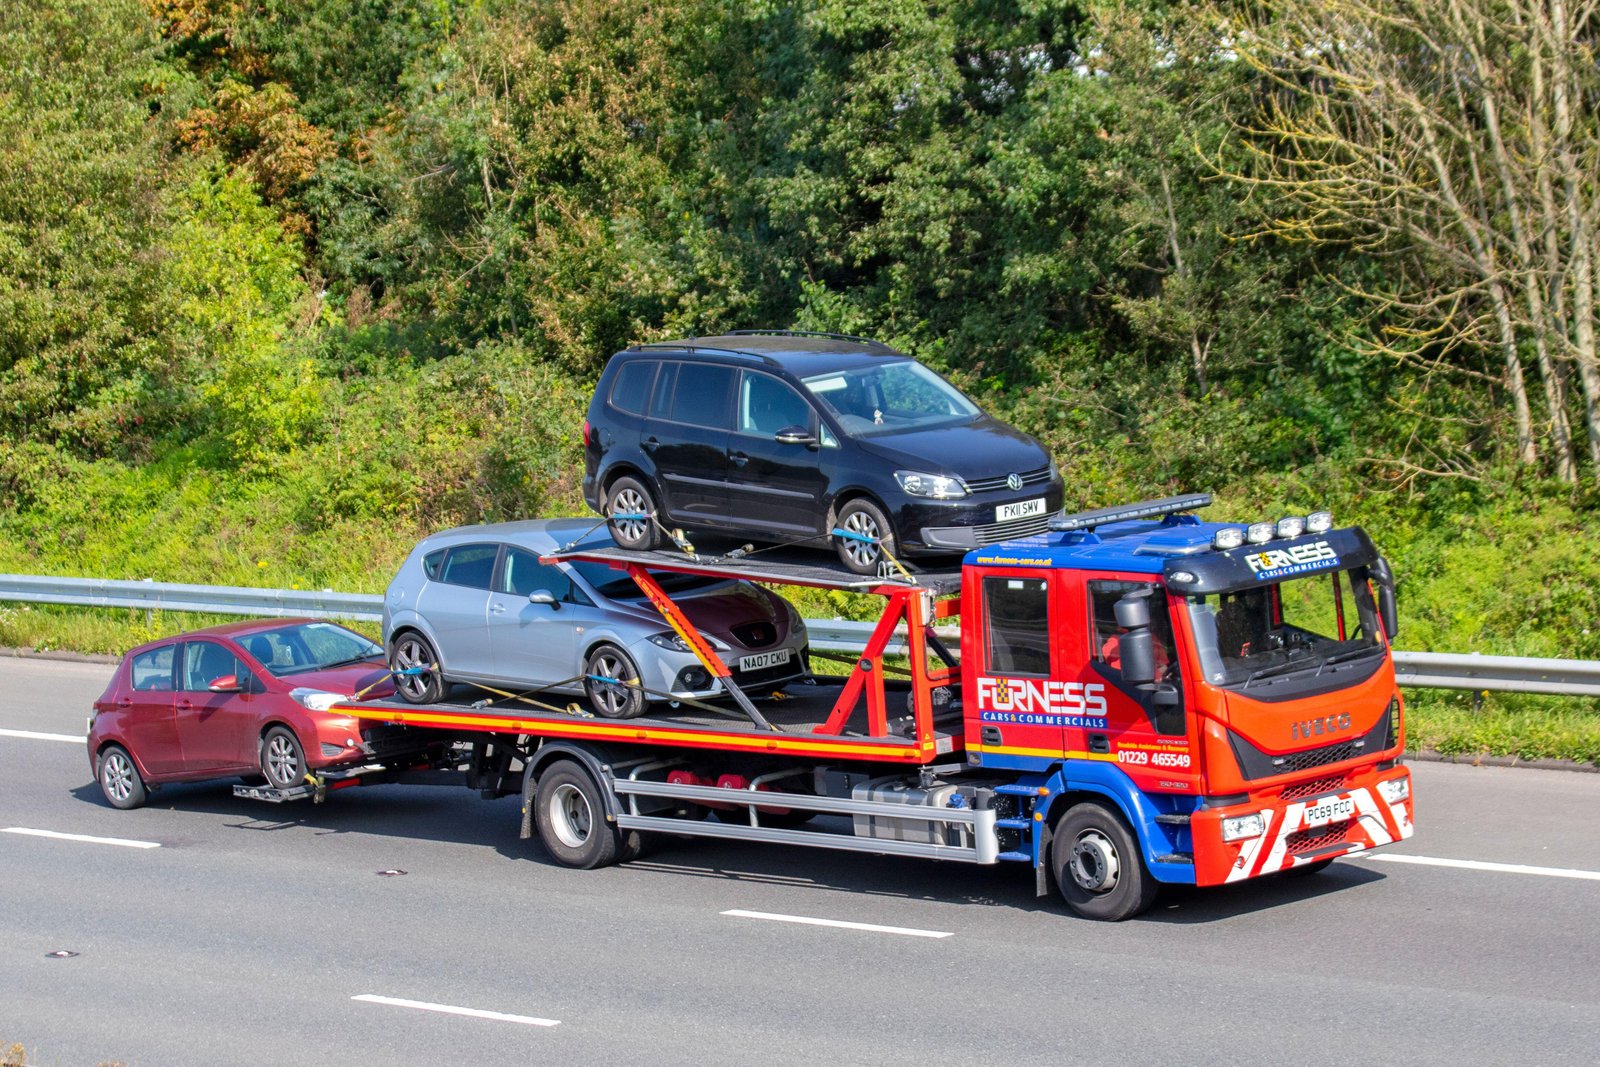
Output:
724,329,895,349
629,341,781,366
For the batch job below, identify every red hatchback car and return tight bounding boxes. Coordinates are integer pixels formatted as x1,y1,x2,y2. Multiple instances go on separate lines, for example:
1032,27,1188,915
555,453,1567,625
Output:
87,618,404,809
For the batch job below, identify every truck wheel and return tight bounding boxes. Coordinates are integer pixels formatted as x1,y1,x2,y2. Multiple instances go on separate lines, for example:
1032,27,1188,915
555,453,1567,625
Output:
834,498,896,576
534,764,622,869
1051,801,1159,921
97,744,147,810
606,476,661,551
584,644,647,719
391,632,446,704
260,726,307,790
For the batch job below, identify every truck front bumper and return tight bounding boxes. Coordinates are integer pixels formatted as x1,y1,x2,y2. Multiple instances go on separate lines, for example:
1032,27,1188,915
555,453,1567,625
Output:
1190,766,1414,886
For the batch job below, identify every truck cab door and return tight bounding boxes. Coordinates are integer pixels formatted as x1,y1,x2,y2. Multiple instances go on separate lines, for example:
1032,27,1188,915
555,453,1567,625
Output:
962,568,1069,768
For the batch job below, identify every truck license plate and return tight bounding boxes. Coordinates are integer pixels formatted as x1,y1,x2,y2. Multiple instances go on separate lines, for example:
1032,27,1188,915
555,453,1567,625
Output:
739,648,791,672
1303,796,1355,826
996,498,1045,523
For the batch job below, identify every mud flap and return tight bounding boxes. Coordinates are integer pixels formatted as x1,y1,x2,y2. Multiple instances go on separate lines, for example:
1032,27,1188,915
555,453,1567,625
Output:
520,764,536,841
1035,820,1053,897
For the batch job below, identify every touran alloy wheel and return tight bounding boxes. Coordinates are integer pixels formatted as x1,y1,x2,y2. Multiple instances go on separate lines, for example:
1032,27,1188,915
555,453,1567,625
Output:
841,509,883,569
610,485,650,545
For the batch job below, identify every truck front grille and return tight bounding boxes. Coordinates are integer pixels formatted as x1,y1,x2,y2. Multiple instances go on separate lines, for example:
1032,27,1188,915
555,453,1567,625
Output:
1286,819,1352,856
1226,706,1392,781
1280,774,1348,801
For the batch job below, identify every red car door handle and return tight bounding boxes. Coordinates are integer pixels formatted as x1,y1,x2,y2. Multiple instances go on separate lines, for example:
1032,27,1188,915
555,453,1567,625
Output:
116,697,132,709
177,699,194,710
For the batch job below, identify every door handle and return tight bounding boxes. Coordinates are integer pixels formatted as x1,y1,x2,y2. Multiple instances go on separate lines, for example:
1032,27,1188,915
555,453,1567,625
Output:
490,604,506,615
177,699,194,710
116,697,132,709
643,436,660,452
729,451,749,467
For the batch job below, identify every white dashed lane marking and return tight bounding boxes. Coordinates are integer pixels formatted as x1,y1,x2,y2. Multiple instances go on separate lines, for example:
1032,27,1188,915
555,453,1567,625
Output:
3,827,160,849
722,909,953,939
0,728,84,744
1360,853,1600,881
352,995,559,1026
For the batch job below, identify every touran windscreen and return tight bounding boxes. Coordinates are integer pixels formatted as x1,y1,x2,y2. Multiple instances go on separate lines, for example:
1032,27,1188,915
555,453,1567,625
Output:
801,361,979,436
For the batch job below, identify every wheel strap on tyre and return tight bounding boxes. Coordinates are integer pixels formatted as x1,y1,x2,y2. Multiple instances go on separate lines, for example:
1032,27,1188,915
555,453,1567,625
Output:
829,526,917,584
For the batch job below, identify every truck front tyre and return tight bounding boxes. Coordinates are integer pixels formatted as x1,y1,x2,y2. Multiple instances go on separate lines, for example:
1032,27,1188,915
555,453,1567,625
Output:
534,764,622,869
1051,802,1159,921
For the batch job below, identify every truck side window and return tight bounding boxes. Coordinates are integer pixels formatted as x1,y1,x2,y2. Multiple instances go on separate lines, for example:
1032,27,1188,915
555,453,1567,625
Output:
983,576,1050,676
1088,580,1179,682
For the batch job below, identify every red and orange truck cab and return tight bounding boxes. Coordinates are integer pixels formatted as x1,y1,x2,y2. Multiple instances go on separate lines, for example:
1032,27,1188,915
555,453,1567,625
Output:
958,497,1414,890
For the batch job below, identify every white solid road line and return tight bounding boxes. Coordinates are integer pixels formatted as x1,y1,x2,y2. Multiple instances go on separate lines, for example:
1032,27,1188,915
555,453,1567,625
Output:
1361,853,1600,881
722,909,954,939
352,994,559,1027
0,728,85,744
2,827,160,849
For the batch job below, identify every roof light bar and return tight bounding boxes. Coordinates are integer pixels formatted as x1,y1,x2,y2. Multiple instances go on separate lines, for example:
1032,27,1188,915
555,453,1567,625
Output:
1276,515,1307,539
1246,522,1275,544
1306,510,1334,533
1212,527,1245,550
1049,493,1214,533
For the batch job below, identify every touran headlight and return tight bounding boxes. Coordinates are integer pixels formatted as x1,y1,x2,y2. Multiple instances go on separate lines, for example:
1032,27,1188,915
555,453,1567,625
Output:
1306,510,1334,533
1213,527,1245,550
290,688,341,712
1377,777,1410,803
648,631,729,653
1276,515,1307,539
1221,813,1266,841
895,471,968,499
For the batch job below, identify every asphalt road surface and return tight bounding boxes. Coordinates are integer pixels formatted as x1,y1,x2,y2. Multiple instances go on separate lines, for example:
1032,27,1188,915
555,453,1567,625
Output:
4,655,1598,1066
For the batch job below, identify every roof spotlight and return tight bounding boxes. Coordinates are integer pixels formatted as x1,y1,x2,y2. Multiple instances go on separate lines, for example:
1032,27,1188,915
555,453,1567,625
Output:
1276,515,1307,539
1212,527,1245,550
1306,510,1334,534
1246,522,1275,545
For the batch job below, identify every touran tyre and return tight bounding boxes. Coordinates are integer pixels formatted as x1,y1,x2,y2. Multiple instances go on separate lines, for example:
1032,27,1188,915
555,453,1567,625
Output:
606,476,661,551
534,763,623,869
1052,801,1160,921
390,631,447,705
834,498,897,576
97,744,148,810
584,644,648,719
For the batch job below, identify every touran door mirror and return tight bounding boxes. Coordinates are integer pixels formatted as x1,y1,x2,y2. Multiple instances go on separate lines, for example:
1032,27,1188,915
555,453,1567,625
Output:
1370,557,1399,640
207,674,243,693
773,425,818,446
528,590,559,608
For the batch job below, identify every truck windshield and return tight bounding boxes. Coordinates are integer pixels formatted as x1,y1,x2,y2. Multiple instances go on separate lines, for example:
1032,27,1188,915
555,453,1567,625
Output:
1184,569,1382,690
802,361,979,437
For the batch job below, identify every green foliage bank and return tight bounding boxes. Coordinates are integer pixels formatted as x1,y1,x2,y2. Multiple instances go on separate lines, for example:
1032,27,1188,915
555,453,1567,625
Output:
0,1,1596,761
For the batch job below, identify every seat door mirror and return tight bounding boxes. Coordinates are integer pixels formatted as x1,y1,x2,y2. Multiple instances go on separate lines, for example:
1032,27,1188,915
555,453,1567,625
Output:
528,589,559,608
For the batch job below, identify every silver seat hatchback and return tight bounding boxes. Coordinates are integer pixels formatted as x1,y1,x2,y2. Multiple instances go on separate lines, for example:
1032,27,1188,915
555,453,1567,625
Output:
383,519,809,718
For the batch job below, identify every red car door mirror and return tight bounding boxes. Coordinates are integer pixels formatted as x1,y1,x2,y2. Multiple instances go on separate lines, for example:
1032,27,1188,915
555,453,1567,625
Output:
207,674,243,693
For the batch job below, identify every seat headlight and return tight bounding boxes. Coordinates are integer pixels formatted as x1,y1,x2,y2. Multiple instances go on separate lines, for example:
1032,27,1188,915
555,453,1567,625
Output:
1221,813,1266,842
648,631,729,653
894,471,968,499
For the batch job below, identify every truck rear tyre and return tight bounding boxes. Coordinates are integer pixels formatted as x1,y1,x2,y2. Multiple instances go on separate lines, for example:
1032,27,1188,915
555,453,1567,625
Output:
534,763,622,869
606,476,661,551
834,498,896,576
391,632,446,704
1052,801,1159,921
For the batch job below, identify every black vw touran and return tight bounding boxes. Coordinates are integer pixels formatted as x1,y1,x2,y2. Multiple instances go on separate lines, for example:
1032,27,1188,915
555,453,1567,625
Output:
581,331,1064,574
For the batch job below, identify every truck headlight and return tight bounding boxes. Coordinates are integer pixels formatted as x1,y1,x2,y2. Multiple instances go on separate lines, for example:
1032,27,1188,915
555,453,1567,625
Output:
895,471,968,499
1221,813,1266,841
1377,777,1410,803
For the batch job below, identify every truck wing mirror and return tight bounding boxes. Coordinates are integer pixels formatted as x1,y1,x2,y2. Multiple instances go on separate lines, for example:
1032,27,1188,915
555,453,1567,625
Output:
528,590,559,609
1113,591,1152,631
1370,557,1398,640
1117,630,1157,685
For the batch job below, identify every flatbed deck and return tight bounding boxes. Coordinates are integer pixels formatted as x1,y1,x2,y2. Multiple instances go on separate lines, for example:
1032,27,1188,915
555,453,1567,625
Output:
545,541,964,595
338,679,963,764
